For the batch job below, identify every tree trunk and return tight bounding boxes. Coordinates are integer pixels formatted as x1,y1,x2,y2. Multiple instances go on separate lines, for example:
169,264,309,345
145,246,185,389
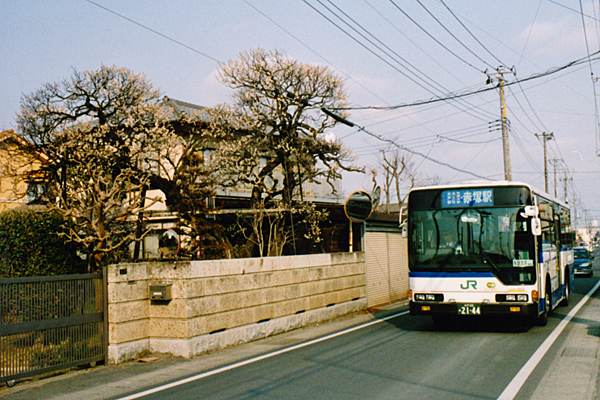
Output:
133,185,148,259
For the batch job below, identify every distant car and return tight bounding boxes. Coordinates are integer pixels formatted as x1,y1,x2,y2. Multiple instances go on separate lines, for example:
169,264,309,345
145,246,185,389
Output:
574,246,593,277
578,241,593,253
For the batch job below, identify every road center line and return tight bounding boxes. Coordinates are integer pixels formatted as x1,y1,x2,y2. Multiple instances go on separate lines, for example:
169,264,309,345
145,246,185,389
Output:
498,279,600,400
116,310,409,400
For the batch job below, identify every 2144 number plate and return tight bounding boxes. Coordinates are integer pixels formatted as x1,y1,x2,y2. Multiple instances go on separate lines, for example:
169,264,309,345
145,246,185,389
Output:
457,304,481,315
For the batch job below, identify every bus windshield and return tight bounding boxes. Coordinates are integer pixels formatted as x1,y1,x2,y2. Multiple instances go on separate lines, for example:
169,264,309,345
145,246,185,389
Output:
409,206,536,285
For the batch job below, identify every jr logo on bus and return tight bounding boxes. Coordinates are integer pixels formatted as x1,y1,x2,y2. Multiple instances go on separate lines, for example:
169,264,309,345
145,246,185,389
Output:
460,280,477,290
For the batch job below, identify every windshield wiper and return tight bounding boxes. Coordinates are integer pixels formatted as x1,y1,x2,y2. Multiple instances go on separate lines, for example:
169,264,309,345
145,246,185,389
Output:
436,249,455,271
473,239,502,276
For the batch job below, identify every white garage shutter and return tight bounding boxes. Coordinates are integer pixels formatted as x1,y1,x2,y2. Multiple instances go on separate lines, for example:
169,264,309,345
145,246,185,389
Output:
365,231,409,307
365,231,390,307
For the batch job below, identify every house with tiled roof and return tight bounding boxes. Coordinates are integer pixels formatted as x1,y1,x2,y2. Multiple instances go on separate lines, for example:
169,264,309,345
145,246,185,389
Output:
135,97,348,259
0,130,48,212
161,97,344,203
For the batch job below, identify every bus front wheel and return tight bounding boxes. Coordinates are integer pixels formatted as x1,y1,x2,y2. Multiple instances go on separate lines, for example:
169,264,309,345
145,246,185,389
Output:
535,281,552,326
560,276,570,307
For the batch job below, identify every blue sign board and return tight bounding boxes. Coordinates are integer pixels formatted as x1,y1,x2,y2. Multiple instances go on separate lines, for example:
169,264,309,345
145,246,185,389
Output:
442,189,493,207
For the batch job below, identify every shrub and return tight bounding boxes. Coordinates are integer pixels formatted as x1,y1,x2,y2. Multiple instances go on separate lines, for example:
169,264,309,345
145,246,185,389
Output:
0,206,85,277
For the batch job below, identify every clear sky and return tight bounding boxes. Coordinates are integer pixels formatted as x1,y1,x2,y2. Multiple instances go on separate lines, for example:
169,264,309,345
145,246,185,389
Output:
2,0,599,228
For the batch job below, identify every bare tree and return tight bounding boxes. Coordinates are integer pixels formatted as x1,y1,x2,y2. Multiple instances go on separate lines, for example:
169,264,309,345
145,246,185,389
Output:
372,148,418,212
54,128,158,268
206,49,361,256
372,147,444,213
16,65,179,270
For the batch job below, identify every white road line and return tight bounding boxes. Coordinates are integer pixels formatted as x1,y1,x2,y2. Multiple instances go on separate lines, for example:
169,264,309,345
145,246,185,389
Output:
116,310,409,400
498,279,600,400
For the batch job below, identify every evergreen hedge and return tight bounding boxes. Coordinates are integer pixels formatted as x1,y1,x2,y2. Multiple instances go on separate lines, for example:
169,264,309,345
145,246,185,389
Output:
0,206,85,278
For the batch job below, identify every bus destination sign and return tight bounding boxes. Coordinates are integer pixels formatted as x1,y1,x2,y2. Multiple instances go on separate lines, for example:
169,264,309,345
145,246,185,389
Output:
442,189,493,208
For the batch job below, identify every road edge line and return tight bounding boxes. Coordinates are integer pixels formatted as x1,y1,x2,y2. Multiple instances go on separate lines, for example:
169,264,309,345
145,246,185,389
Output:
116,310,409,400
498,280,600,400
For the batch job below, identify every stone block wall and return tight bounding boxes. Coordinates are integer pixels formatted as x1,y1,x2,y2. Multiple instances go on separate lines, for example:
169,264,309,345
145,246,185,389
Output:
107,252,366,364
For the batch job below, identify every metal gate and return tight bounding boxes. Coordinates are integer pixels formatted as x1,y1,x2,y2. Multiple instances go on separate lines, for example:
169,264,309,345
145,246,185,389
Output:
0,269,107,384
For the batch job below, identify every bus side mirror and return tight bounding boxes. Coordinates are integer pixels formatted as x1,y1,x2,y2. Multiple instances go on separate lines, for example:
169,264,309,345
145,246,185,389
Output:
524,206,538,216
399,206,407,238
520,205,539,219
531,218,542,236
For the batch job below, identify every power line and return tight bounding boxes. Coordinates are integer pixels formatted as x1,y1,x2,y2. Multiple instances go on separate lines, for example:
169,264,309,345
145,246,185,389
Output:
334,51,600,110
545,0,600,21
415,0,496,69
319,0,452,94
428,3,597,106
303,0,500,125
321,107,492,180
436,135,500,145
578,0,600,155
517,0,543,70
448,137,498,182
322,0,496,122
509,83,549,133
85,0,222,64
503,85,550,172
362,0,472,90
303,0,492,121
354,80,497,128
241,0,391,105
438,0,508,68
387,0,483,72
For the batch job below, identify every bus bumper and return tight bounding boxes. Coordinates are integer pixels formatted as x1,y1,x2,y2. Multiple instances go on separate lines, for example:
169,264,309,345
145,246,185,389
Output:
409,301,539,318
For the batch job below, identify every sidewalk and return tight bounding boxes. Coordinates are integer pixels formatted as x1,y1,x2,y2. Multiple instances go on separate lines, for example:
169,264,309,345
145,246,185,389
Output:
530,291,600,400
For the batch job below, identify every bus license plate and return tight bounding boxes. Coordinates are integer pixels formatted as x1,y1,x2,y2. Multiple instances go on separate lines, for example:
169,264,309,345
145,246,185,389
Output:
457,304,481,315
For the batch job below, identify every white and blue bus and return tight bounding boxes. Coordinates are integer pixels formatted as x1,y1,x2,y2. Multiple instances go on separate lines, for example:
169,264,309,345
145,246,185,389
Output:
404,181,574,325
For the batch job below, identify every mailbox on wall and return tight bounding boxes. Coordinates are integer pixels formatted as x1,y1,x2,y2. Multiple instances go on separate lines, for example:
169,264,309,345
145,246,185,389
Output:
149,282,172,301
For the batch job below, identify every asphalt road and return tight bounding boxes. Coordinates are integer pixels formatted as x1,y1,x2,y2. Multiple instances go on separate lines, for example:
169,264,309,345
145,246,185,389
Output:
111,247,600,400
3,247,598,400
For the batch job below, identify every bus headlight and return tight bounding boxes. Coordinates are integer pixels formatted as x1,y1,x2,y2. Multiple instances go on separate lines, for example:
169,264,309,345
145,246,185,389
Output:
414,293,444,301
496,294,529,302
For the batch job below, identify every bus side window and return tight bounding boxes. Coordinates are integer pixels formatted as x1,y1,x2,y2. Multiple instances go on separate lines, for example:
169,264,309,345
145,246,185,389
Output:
539,201,557,253
559,207,573,249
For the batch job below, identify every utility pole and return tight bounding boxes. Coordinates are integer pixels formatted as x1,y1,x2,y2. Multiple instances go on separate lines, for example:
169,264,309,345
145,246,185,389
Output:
549,158,559,198
585,209,590,232
535,132,554,193
486,67,513,181
562,168,569,204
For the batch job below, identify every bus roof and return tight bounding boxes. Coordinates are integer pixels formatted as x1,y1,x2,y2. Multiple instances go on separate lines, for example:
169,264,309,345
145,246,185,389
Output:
408,180,569,210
